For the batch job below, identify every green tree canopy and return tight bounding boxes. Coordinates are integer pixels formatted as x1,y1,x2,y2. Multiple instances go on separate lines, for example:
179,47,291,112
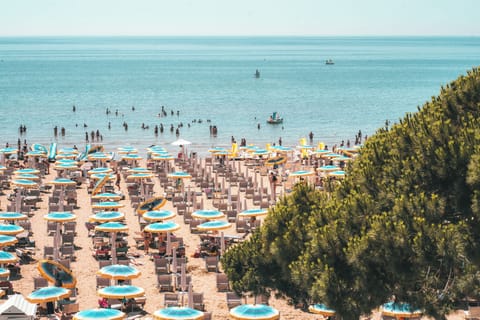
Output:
222,67,480,319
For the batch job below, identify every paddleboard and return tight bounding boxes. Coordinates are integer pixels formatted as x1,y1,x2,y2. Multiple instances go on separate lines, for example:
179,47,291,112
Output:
48,143,57,162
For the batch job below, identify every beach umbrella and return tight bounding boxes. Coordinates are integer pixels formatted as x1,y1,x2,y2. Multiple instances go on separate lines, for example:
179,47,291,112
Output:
88,152,110,162
171,138,192,146
14,173,40,180
27,286,71,303
167,172,192,179
329,170,346,178
44,212,76,259
91,175,112,196
0,235,18,247
92,193,122,201
289,170,315,178
192,209,225,220
264,156,287,166
308,304,336,317
95,222,129,264
97,285,145,299
317,165,340,172
89,211,125,223
197,220,231,231
142,210,176,222
117,146,138,154
90,173,114,180
0,212,28,221
238,209,268,218
26,150,47,157
252,149,269,157
121,154,142,161
73,308,126,320
97,264,141,280
0,165,6,171
144,221,180,233
92,201,125,210
88,167,113,175
230,304,279,320
56,153,78,160
381,301,422,319
54,163,78,170
11,179,38,188
136,197,168,215
151,154,174,161
44,212,76,223
0,251,19,264
127,167,151,173
37,259,77,288
58,147,79,154
13,168,40,175
126,173,153,180
57,159,78,165
0,224,24,235
0,267,10,278
153,307,204,320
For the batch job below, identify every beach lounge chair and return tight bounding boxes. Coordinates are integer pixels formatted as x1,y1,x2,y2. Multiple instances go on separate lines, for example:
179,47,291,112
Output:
192,292,205,311
60,245,75,260
96,276,110,289
465,306,480,319
164,293,179,307
157,274,174,292
43,246,54,259
205,256,218,272
64,222,76,235
62,302,79,316
216,273,230,292
58,258,71,269
226,292,242,309
236,220,248,233
47,221,57,236
203,312,212,320
154,257,170,274
34,276,48,289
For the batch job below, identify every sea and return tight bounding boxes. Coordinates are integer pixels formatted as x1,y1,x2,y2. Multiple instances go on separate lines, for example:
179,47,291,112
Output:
0,36,479,156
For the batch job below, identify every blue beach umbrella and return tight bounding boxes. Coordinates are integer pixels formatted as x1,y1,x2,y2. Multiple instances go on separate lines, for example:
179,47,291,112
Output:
44,212,76,223
197,220,231,232
73,308,126,320
37,259,76,288
88,167,113,175
89,211,125,223
88,152,110,161
11,179,38,189
126,173,154,180
144,221,180,233
153,306,204,320
0,235,18,247
289,170,315,178
308,304,336,317
381,301,422,318
0,267,10,277
92,201,125,210
0,224,24,235
56,153,78,159
92,193,122,201
167,171,192,179
49,178,76,186
26,150,47,157
97,285,145,299
58,147,78,154
0,147,18,154
13,168,40,175
317,165,340,172
0,251,19,264
230,304,280,320
90,173,114,180
121,154,142,161
238,209,268,218
95,222,129,233
127,167,151,173
97,264,141,280
0,212,28,221
192,209,225,220
14,173,40,180
27,286,71,303
142,210,176,222
329,170,346,178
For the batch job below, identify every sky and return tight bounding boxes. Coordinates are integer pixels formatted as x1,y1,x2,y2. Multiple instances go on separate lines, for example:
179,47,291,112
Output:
1,0,479,36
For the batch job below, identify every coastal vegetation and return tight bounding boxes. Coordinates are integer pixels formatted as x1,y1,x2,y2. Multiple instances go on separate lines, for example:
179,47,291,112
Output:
222,67,480,319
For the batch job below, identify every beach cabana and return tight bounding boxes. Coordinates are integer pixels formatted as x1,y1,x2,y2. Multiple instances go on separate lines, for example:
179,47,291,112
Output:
0,294,37,320
229,304,279,320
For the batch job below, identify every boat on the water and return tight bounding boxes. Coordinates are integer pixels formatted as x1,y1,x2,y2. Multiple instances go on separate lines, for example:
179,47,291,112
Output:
326,59,334,65
267,112,283,124
254,69,260,78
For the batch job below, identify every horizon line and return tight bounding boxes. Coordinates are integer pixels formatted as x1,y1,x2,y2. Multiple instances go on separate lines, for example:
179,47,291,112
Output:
0,34,479,38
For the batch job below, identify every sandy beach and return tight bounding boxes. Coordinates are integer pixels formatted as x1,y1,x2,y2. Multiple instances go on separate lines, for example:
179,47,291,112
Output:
0,146,467,320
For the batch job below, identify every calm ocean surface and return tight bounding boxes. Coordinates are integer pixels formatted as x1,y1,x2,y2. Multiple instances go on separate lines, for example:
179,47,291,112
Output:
0,36,479,155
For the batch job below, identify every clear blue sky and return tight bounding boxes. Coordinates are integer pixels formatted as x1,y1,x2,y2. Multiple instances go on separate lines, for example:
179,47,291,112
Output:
1,0,479,36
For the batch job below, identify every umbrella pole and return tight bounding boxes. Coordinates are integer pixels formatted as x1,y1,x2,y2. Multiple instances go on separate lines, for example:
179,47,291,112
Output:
54,222,61,260
111,232,117,264
220,231,225,256
59,186,65,211
15,188,22,212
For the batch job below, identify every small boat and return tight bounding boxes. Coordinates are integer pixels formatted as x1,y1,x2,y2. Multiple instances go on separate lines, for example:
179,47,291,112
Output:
267,112,283,124
326,59,334,65
254,69,260,78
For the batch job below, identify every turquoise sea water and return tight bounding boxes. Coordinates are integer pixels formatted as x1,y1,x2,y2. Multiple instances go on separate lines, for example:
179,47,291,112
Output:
0,36,479,155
